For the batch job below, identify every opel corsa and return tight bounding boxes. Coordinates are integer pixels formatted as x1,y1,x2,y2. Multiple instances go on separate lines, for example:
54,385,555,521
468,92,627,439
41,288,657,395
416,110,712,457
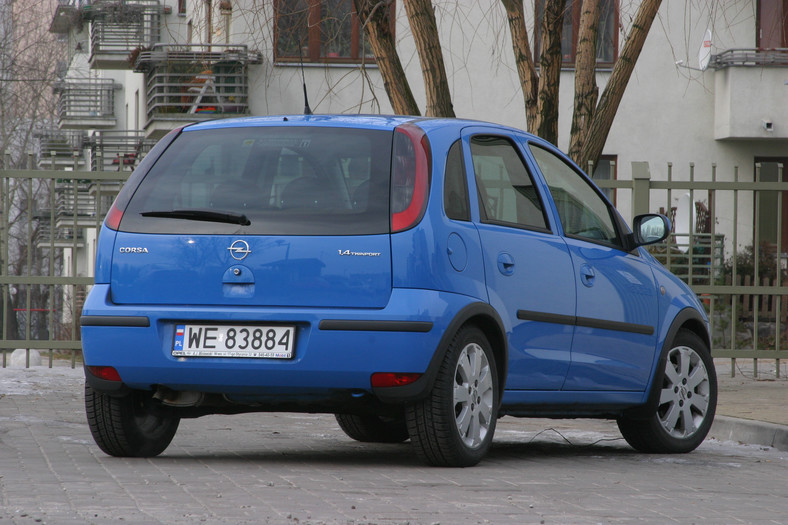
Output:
81,115,717,467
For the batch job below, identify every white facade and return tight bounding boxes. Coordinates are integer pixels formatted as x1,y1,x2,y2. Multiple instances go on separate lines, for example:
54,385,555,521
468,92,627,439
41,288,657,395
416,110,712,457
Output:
51,0,788,258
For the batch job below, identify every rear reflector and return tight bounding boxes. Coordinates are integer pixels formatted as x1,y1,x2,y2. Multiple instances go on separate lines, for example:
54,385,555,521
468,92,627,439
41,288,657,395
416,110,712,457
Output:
87,366,122,382
391,124,431,232
371,372,422,388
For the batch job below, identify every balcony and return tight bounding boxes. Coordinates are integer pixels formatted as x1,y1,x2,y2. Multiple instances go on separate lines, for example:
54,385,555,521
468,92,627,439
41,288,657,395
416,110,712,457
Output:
35,129,87,170
34,221,86,250
55,78,118,130
133,44,262,138
711,49,788,140
88,130,156,171
84,0,164,70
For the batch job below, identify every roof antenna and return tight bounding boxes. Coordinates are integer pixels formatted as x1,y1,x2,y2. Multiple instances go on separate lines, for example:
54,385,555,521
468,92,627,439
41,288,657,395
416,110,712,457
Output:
299,40,313,115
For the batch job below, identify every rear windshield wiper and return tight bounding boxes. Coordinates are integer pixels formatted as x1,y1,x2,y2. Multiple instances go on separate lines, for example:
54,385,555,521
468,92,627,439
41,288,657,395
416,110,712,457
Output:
141,209,251,226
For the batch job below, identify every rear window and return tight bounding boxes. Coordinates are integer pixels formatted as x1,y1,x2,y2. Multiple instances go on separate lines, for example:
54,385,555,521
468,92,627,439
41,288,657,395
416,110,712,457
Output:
119,126,393,235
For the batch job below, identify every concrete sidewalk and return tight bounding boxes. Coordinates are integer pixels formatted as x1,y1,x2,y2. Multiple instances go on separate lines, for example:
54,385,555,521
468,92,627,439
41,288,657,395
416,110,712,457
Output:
711,358,788,451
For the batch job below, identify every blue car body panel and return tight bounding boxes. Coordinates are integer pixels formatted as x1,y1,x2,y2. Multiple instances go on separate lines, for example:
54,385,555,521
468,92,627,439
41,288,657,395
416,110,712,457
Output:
80,114,710,418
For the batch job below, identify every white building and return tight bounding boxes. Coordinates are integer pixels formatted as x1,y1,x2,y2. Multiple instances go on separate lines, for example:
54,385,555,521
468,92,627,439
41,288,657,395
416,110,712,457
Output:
47,0,788,266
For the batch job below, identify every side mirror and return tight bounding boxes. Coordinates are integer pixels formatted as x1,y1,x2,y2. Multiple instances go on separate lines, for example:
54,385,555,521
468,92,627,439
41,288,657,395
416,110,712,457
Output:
631,214,671,248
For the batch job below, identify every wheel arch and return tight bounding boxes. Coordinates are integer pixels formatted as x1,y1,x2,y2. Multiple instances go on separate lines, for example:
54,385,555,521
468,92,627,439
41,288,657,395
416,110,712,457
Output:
373,302,508,404
624,307,710,419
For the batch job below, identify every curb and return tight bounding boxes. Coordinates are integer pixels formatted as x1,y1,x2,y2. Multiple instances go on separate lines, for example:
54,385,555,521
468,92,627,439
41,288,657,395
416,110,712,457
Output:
710,415,788,451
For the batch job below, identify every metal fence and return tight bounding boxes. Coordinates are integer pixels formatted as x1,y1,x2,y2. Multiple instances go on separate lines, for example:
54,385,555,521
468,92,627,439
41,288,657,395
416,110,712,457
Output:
595,161,788,377
0,154,128,368
1,159,786,377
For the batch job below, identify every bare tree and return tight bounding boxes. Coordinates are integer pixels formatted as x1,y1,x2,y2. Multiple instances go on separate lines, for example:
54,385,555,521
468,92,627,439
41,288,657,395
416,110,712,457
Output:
355,0,664,171
0,0,61,169
354,0,421,115
575,0,663,171
0,0,63,342
402,0,454,117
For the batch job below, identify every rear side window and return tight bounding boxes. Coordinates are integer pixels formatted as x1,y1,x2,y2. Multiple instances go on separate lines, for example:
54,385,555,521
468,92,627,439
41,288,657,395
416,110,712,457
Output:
120,127,392,235
470,135,548,231
443,140,470,221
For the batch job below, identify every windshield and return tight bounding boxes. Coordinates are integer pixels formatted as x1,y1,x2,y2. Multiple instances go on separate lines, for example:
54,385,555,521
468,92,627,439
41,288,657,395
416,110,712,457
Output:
120,126,393,235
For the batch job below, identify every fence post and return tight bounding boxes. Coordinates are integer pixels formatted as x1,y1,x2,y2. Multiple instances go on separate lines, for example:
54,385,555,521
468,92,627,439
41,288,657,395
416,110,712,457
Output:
631,161,651,220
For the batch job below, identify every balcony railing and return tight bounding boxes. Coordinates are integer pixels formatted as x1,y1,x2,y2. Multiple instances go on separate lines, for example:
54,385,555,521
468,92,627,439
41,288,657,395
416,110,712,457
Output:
134,44,262,138
55,78,117,130
85,0,163,69
34,129,87,170
710,48,788,69
89,130,156,171
710,48,788,140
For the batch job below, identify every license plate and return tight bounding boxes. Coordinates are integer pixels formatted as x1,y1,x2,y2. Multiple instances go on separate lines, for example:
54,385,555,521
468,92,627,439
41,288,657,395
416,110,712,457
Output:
172,324,295,358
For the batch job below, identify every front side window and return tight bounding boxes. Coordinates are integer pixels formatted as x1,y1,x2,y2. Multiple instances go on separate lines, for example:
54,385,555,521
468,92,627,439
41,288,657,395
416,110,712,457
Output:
275,0,382,63
529,144,619,245
471,136,548,231
535,0,618,66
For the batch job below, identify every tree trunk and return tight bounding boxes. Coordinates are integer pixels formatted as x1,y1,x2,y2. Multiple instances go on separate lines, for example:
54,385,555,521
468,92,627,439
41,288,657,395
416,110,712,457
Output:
354,0,421,116
534,0,567,145
403,0,454,117
568,0,600,166
578,0,663,171
501,0,539,131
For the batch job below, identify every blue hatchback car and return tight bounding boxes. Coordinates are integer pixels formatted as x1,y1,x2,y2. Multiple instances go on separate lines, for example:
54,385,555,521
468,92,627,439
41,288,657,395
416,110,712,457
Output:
81,115,716,467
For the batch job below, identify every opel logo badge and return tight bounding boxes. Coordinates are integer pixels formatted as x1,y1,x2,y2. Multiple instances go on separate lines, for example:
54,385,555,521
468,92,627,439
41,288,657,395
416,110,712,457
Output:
228,240,251,261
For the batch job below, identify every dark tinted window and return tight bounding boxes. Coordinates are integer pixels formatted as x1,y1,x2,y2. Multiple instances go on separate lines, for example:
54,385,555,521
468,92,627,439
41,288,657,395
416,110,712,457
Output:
443,140,470,221
121,127,392,235
471,136,548,231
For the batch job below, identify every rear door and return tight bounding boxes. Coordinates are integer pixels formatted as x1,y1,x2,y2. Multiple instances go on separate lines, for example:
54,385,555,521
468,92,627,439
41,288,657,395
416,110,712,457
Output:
112,125,393,309
464,128,575,390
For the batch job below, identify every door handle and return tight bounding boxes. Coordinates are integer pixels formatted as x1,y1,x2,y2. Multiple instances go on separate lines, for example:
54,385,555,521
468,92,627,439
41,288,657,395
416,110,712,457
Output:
497,253,515,276
580,264,595,287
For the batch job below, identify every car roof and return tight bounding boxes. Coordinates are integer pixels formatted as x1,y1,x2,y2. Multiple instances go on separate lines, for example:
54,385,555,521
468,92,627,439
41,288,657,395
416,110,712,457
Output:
183,114,537,138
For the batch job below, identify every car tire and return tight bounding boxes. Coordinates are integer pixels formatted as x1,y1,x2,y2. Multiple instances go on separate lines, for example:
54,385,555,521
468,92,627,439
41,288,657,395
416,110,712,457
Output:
406,326,499,467
335,414,409,443
617,329,717,453
85,383,180,457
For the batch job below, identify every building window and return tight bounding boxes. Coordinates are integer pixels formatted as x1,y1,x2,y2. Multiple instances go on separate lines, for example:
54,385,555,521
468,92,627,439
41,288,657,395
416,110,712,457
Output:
758,0,788,48
178,0,187,15
275,0,391,63
535,0,618,66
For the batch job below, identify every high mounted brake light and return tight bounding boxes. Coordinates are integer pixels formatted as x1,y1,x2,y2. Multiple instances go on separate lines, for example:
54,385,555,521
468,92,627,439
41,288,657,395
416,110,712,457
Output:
391,124,431,232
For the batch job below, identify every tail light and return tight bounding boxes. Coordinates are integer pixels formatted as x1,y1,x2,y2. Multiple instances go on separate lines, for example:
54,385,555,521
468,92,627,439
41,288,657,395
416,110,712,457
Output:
104,202,124,231
391,124,431,232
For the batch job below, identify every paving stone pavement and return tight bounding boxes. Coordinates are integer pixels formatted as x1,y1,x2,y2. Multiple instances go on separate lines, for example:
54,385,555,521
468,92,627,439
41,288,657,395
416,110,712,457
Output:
1,361,787,524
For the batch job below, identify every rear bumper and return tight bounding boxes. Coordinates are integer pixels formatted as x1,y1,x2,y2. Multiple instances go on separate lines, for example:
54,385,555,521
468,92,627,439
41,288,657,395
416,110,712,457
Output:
80,285,477,404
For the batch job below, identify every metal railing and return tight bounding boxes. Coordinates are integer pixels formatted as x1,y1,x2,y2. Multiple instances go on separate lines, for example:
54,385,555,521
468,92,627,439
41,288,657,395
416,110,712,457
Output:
710,48,788,68
133,44,261,124
596,161,788,377
88,130,155,171
1,160,786,375
1,155,129,368
54,78,117,127
87,0,163,68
